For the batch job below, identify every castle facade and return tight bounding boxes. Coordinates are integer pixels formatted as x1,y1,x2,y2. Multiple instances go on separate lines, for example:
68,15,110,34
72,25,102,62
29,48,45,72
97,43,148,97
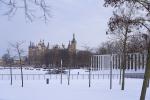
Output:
28,34,77,67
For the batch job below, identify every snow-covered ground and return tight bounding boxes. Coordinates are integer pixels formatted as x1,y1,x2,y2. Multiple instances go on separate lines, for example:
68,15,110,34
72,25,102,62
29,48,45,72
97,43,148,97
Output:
0,66,145,75
0,66,149,100
0,79,150,100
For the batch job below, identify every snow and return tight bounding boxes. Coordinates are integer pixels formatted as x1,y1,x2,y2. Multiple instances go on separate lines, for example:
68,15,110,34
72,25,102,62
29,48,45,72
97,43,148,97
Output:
0,67,46,74
0,67,150,100
0,79,150,100
0,66,145,75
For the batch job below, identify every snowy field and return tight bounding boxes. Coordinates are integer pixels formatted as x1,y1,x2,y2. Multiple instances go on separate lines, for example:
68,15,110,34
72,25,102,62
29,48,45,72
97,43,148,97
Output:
0,79,150,100
0,66,145,75
0,66,150,100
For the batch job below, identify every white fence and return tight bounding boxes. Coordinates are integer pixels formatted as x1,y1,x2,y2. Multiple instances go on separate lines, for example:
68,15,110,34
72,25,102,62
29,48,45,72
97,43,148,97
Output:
0,74,122,80
0,73,144,80
91,53,147,70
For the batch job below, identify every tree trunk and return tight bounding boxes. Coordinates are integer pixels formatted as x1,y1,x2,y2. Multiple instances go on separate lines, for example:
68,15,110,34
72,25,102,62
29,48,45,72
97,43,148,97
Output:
110,55,113,89
10,64,13,85
20,62,24,87
60,59,63,85
121,65,125,90
67,68,70,85
119,55,122,85
121,29,128,90
119,68,122,85
121,52,126,90
89,66,91,87
19,54,24,87
140,47,150,100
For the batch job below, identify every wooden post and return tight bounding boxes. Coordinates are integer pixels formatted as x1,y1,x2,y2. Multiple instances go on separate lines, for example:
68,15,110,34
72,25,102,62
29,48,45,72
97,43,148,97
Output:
60,59,63,85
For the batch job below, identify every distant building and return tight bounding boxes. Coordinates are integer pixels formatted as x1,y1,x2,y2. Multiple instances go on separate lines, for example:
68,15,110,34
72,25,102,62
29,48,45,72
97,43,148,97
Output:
13,56,28,65
28,34,77,67
68,34,77,53
28,40,48,65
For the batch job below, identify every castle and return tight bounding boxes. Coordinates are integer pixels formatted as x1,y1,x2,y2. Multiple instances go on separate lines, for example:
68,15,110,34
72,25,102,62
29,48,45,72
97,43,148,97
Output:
28,34,77,67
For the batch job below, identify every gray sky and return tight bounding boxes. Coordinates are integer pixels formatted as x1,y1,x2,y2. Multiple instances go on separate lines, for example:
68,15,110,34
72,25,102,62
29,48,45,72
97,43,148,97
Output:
0,0,112,57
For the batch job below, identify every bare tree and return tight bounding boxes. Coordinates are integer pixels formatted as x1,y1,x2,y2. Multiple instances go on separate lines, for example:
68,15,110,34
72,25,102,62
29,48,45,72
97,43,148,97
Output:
2,49,14,85
2,53,10,66
127,35,145,53
7,49,13,85
0,0,51,22
104,0,150,99
104,0,150,15
106,5,138,90
81,45,92,87
96,41,119,55
10,41,25,87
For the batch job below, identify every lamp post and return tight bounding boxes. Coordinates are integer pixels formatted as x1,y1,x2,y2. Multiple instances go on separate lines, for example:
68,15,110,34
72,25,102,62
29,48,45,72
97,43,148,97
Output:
60,59,63,85
89,56,92,88
7,49,13,86
8,57,13,85
110,54,113,89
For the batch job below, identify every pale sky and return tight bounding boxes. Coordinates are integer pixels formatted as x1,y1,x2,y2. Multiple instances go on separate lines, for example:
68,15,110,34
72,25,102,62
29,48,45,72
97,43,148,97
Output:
0,0,113,57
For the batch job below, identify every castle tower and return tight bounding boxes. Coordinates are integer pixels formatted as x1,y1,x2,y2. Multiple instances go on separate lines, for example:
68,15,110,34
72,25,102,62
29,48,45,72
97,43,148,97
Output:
28,41,35,65
71,33,76,52
68,33,77,53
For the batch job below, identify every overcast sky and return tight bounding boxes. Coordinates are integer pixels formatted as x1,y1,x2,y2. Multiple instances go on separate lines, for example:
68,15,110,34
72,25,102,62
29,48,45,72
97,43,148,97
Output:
0,0,113,57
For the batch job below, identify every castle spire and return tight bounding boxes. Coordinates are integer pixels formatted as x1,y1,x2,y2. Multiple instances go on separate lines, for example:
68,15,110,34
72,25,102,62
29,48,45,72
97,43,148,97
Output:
73,33,75,40
47,42,49,49
72,33,76,43
29,41,32,48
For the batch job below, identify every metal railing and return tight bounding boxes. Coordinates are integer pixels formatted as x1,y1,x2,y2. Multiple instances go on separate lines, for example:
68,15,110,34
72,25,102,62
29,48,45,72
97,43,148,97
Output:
0,73,142,80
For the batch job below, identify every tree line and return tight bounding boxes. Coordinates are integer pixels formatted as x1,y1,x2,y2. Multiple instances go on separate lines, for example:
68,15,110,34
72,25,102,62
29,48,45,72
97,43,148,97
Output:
2,45,92,69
